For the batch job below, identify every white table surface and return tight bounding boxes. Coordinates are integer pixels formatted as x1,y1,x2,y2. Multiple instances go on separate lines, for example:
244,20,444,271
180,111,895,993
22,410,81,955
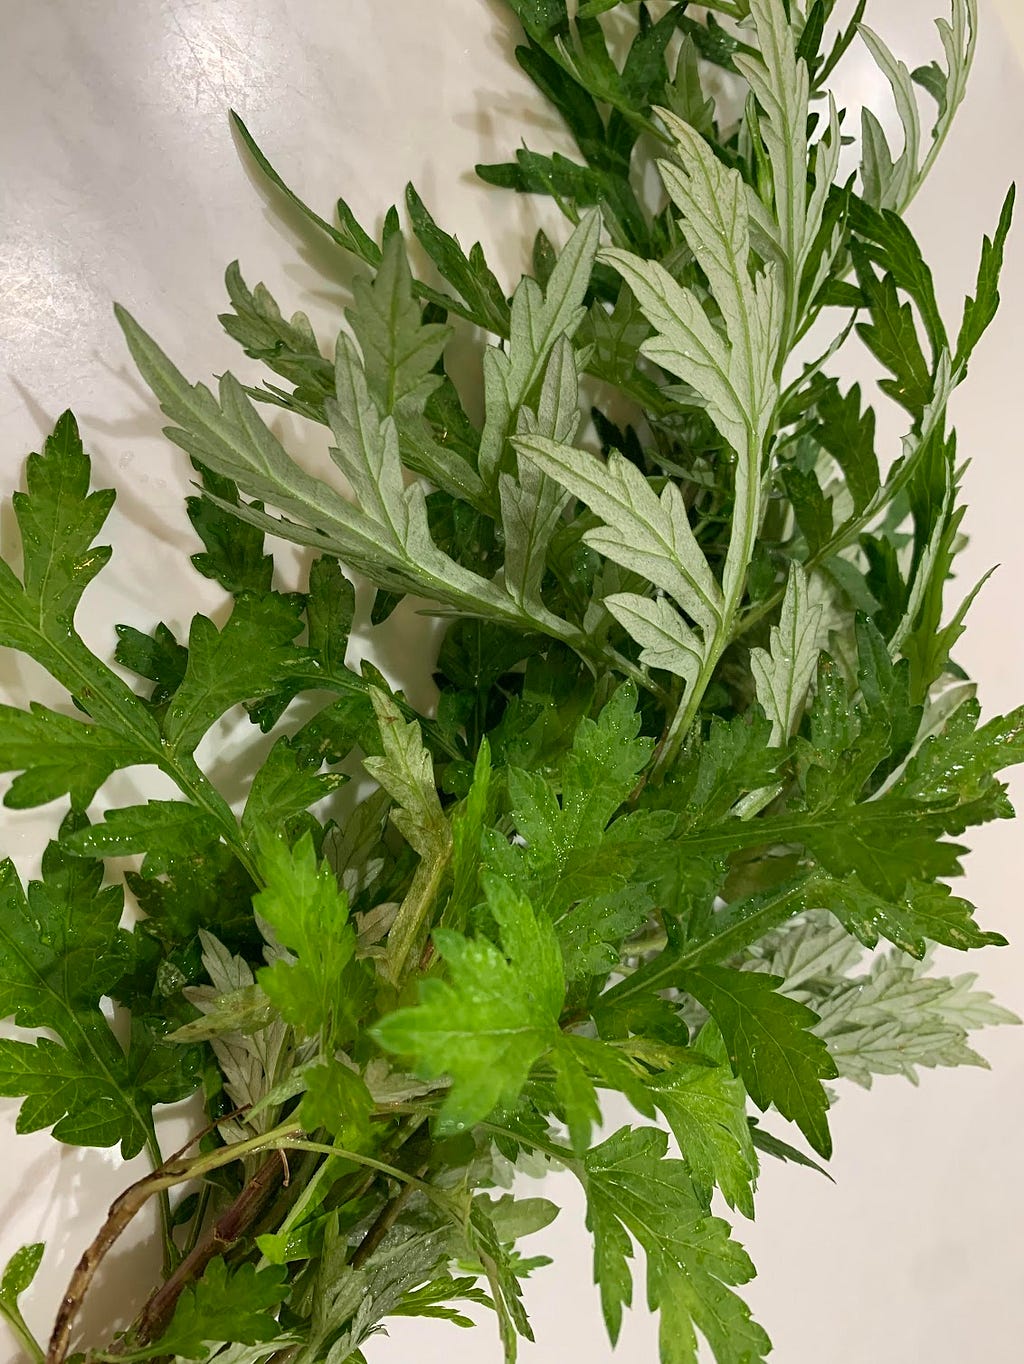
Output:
2,2,1022,1361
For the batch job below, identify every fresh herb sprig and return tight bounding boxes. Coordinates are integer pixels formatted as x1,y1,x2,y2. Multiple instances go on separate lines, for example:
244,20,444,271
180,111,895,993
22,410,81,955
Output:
1,2,1020,1362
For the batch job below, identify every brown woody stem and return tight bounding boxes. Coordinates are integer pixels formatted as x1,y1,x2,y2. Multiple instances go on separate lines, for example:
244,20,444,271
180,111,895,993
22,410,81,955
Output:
46,1121,302,1364
130,1153,288,1349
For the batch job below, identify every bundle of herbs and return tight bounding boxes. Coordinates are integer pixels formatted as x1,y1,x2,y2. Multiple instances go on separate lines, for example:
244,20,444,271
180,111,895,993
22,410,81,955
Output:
1,1,1020,1361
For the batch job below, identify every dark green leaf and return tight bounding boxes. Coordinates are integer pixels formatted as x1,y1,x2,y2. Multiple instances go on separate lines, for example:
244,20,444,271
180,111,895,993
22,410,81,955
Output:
0,819,197,1155
230,112,380,265
0,702,147,809
140,1256,288,1361
853,252,933,416
811,380,880,513
682,966,837,1157
582,1126,770,1363
955,184,1015,372
164,593,309,757
405,184,510,336
114,621,188,705
187,465,275,596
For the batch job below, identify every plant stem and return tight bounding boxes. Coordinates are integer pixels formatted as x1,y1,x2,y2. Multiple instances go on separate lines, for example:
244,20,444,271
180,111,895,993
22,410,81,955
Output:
350,1165,425,1268
179,1182,212,1260
46,1121,303,1364
0,1303,45,1364
145,1132,176,1277
132,1154,288,1349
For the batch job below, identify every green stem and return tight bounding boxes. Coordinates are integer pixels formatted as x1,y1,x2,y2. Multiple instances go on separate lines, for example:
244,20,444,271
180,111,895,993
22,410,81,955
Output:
383,836,452,988
0,1303,45,1364
274,1138,448,1204
654,414,764,777
601,875,822,1010
477,1120,574,1169
145,1132,177,1276
179,1182,212,1260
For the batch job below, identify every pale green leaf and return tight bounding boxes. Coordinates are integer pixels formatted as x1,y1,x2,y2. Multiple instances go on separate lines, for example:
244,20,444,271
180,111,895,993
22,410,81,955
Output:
512,436,722,634
478,209,601,488
500,336,577,611
346,232,451,417
363,689,448,861
749,564,823,744
602,593,703,686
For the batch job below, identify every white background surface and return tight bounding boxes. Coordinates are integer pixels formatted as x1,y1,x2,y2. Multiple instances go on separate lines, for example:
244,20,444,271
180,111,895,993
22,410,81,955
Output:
1,2,1022,1361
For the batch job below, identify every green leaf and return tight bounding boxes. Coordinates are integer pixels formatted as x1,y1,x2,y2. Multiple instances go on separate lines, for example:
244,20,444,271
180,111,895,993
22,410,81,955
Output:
114,620,188,705
955,183,1015,372
0,413,162,746
575,285,666,411
391,1274,492,1329
164,593,309,758
0,819,197,1155
665,34,716,136
849,195,948,358
405,183,511,336
136,1257,288,1361
581,1126,770,1363
307,556,355,675
372,877,564,1126
0,1241,45,1363
464,1197,536,1361
241,738,346,839
651,1023,758,1218
254,831,366,1049
0,702,147,809
667,710,783,829
230,111,380,266
478,209,600,488
810,378,880,513
124,841,256,953
512,27,606,164
300,1059,374,1148
445,739,494,932
63,801,221,872
853,252,933,416
900,697,1024,807
492,684,669,983
1,1242,44,1303
186,464,275,595
681,965,837,1157
6,411,114,622
513,682,653,857
749,564,822,745
347,232,452,417
821,875,1006,958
